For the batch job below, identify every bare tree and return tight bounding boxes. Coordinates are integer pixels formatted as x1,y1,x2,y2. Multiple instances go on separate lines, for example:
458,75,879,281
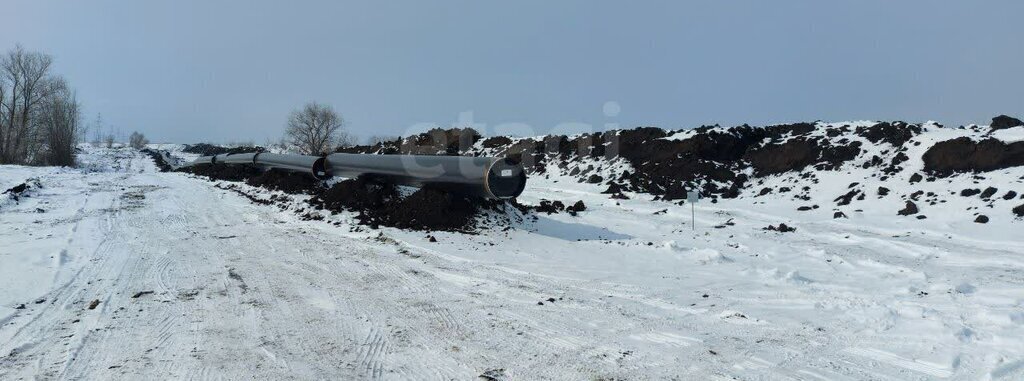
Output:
104,133,114,149
284,102,346,155
0,45,60,164
129,131,149,149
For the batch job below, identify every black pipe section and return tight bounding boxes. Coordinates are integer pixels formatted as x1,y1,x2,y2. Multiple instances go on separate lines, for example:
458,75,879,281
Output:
187,152,526,199
326,153,525,199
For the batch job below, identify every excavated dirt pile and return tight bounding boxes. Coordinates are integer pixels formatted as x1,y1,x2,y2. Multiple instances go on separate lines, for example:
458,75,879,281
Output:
309,176,398,212
337,123,873,200
368,187,495,231
245,169,323,195
922,137,1024,175
177,163,262,182
339,117,1024,203
179,163,326,195
179,161,515,232
309,177,508,232
176,114,1024,228
181,143,264,156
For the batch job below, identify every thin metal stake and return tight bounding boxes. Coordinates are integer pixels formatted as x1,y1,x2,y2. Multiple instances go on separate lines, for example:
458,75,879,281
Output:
691,202,695,230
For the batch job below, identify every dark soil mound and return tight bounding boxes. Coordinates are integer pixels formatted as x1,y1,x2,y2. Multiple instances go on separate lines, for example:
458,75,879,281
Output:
314,180,503,231
309,178,508,232
764,223,796,232
246,169,323,194
1014,204,1024,217
330,123,869,200
961,188,981,197
898,201,919,216
991,115,1024,131
182,143,264,156
534,200,565,214
854,122,921,146
745,138,860,176
332,119,1024,201
566,200,586,214
140,148,173,172
338,128,481,156
922,138,1024,175
309,176,399,212
178,163,262,182
371,188,495,231
481,136,513,149
182,160,520,232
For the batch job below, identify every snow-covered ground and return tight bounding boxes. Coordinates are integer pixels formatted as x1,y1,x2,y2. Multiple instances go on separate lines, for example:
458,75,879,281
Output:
2,146,1024,379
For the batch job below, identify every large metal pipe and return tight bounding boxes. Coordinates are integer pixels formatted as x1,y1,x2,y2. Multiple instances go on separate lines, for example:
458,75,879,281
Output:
186,152,526,199
252,153,330,179
326,153,525,199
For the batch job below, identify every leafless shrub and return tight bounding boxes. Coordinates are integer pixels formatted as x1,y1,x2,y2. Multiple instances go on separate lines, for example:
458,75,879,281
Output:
129,131,149,149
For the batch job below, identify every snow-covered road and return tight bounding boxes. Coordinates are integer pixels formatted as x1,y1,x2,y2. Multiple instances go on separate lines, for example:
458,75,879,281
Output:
2,147,1024,379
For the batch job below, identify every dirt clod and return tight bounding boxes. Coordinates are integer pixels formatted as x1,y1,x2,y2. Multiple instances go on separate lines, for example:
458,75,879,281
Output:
898,201,919,216
980,187,998,199
479,368,509,381
764,223,796,232
566,200,586,213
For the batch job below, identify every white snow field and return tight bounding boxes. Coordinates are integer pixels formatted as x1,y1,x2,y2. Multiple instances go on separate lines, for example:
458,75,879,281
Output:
2,144,1024,380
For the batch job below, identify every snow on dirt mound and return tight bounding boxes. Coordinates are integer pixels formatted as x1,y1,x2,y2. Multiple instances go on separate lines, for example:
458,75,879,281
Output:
181,143,264,156
311,178,520,231
168,115,1024,232
336,115,1024,223
2,178,42,209
139,148,175,172
178,164,526,232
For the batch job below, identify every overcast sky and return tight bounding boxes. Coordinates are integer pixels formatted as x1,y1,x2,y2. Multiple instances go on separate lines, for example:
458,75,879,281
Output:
3,1,1023,143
